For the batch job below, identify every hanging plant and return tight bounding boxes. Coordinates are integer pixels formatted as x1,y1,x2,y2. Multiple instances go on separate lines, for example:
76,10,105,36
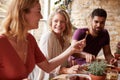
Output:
54,0,72,10
54,0,61,5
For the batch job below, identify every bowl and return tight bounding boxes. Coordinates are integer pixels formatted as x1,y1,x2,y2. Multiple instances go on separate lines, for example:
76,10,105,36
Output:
66,74,91,80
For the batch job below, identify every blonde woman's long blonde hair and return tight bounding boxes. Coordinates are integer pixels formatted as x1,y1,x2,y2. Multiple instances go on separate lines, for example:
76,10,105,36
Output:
1,0,39,40
48,8,73,42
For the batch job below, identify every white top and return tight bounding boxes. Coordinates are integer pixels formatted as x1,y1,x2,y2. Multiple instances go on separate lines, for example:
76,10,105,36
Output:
28,31,70,80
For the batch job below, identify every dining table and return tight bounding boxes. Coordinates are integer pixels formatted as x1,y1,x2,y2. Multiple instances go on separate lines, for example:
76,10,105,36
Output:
51,73,91,80
51,58,120,80
51,69,120,80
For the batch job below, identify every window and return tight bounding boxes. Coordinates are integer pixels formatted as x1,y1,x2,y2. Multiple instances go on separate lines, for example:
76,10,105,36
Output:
0,0,57,43
0,0,9,25
33,0,58,43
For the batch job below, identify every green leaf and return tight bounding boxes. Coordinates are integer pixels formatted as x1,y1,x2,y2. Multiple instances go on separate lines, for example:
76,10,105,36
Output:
88,60,107,76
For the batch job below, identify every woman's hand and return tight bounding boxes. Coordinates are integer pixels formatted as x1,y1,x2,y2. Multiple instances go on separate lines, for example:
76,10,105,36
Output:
71,39,86,54
38,39,86,73
66,65,80,74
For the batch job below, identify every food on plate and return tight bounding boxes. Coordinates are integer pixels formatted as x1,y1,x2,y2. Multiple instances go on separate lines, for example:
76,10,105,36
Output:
80,63,89,71
68,76,89,80
106,69,118,80
106,64,116,71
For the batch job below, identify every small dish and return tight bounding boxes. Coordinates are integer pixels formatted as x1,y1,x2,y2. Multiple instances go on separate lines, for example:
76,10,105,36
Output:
52,74,91,80
66,74,91,80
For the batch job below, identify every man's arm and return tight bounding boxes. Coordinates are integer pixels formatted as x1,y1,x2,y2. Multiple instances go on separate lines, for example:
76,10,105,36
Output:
72,40,95,62
103,45,114,62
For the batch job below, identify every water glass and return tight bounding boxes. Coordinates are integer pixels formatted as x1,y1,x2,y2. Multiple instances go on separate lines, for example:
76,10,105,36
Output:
117,60,120,67
106,69,118,80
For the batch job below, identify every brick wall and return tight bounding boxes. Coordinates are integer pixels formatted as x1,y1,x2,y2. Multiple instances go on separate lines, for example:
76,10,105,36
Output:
0,0,120,55
70,0,120,54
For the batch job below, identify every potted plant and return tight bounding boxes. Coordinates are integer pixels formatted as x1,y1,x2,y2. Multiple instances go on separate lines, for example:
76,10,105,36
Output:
114,42,120,60
88,60,107,80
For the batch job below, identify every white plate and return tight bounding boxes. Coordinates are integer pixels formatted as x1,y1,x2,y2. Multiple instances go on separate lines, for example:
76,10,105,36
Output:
52,74,91,80
66,74,91,80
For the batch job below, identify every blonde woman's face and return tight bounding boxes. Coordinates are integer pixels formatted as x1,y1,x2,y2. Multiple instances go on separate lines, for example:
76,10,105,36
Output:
25,2,43,29
51,13,66,35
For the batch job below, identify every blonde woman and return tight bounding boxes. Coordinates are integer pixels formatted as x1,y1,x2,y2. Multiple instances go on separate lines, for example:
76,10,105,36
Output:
0,0,85,79
29,8,81,80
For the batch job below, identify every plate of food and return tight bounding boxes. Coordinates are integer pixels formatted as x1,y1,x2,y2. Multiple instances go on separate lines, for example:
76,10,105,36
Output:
51,73,91,80
78,63,90,74
66,74,91,80
51,74,67,80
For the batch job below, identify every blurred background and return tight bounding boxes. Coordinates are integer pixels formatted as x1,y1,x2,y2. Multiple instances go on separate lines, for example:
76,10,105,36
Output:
0,0,120,58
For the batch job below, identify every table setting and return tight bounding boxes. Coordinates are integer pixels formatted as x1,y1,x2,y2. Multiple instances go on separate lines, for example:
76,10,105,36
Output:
51,59,120,80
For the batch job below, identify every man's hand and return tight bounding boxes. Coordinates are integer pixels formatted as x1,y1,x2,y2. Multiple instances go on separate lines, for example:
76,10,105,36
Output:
109,58,117,66
81,52,96,63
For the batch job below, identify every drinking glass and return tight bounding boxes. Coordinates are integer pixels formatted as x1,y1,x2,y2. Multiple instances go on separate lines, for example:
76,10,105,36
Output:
106,69,118,80
117,60,120,67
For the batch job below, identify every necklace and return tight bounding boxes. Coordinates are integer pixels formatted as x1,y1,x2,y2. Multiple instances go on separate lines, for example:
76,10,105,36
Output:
58,37,64,50
8,37,28,63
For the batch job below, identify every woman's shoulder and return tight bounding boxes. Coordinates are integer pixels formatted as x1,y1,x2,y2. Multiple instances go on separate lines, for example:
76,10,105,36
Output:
41,32,56,39
0,34,8,45
27,33,35,39
39,32,57,46
0,34,7,40
27,33,37,43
